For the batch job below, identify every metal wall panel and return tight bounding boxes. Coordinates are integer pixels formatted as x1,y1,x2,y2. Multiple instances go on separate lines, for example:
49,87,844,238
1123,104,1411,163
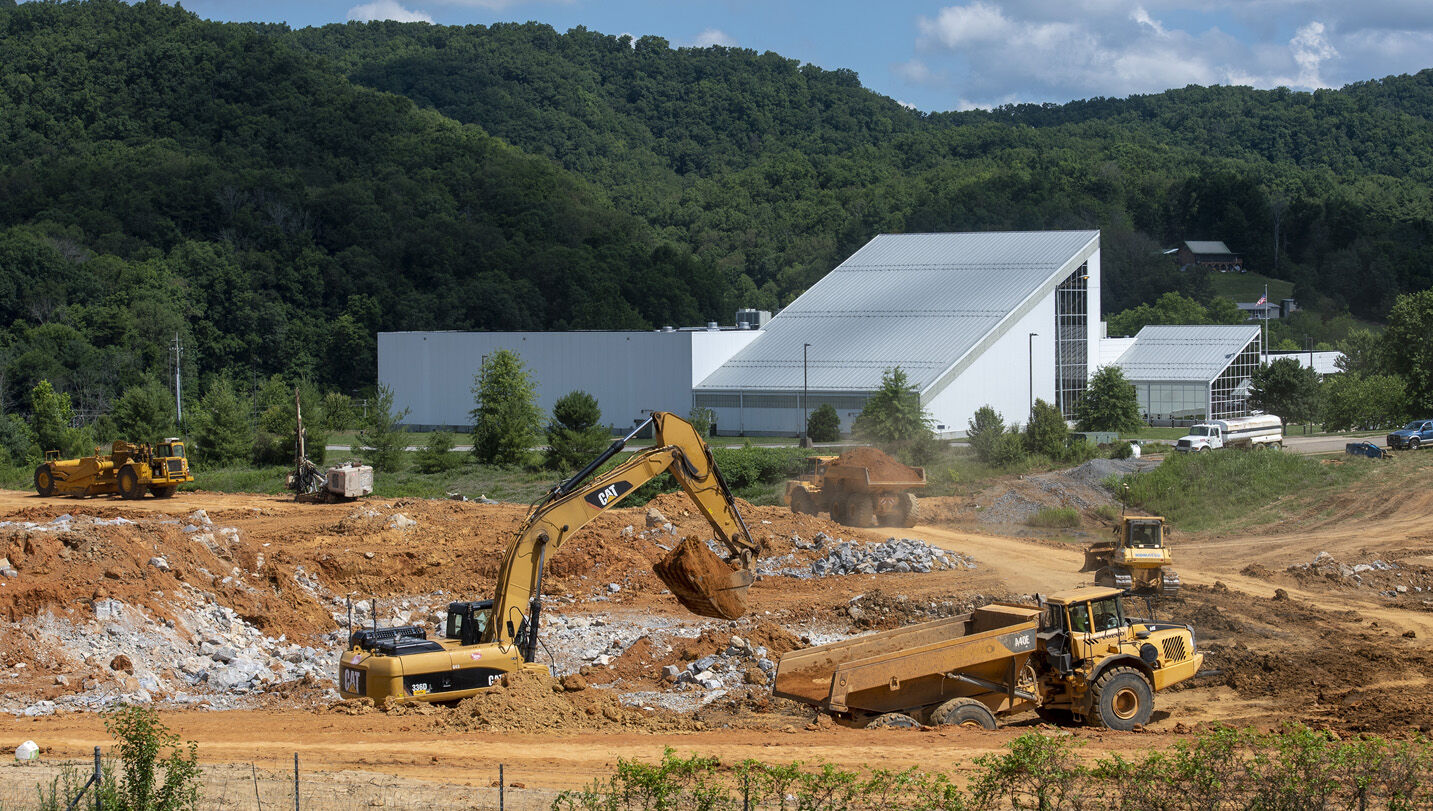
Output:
378,331,752,431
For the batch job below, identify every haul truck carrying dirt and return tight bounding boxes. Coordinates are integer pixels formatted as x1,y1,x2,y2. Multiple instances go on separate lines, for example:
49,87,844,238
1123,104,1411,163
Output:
774,586,1202,730
33,439,193,499
338,411,759,705
785,447,926,528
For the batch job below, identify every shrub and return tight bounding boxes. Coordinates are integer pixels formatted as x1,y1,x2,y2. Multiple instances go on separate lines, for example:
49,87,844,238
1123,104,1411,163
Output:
988,431,1028,468
546,391,610,472
471,350,542,466
101,704,202,811
687,406,716,437
413,431,461,474
1023,398,1068,458
1111,440,1134,459
807,403,841,442
357,384,409,472
1030,507,1081,528
967,405,1006,464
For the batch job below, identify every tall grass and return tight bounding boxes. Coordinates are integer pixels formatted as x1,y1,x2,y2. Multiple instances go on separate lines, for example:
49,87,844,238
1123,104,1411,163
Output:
1115,449,1374,531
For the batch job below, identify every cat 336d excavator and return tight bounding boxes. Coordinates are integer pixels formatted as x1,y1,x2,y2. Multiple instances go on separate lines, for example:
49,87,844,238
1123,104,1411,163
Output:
337,411,759,705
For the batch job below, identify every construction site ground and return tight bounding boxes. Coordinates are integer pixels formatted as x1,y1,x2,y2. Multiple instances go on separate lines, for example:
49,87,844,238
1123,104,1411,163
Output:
1,450,1431,804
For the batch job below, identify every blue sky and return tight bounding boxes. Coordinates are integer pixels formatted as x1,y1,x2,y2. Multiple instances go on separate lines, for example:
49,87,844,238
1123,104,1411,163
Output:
175,0,1433,112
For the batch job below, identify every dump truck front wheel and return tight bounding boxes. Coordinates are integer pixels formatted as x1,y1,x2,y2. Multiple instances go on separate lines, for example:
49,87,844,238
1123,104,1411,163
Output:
930,697,997,729
899,492,919,527
865,712,920,729
847,495,876,528
1089,666,1153,730
150,485,177,499
790,488,816,515
117,466,145,500
34,466,56,497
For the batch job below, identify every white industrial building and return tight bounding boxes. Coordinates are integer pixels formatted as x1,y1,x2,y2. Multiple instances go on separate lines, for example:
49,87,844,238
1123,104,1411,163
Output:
1108,325,1262,425
378,328,760,431
694,231,1102,436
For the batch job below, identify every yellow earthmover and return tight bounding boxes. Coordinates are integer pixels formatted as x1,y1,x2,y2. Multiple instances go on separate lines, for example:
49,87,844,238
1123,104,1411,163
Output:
1082,515,1180,598
337,411,759,705
34,439,193,500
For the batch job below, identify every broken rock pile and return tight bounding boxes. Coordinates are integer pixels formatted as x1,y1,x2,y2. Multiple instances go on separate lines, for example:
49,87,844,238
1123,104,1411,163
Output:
808,535,975,577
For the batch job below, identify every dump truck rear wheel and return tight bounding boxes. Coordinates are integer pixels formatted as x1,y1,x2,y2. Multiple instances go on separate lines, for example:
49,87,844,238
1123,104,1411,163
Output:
790,489,816,515
865,712,920,729
898,492,919,528
847,495,876,528
1089,667,1153,730
34,466,56,497
117,466,145,500
150,485,177,499
930,697,997,729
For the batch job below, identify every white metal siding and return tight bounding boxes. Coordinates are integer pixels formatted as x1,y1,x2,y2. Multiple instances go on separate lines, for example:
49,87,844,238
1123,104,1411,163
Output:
924,295,1055,435
379,332,752,431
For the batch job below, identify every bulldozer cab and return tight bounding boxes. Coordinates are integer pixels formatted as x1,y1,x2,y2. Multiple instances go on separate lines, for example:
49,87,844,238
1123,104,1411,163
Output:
1122,518,1163,549
445,600,495,646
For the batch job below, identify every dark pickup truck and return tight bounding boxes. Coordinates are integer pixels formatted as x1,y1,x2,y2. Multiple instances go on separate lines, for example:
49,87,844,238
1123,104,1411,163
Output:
1387,420,1433,450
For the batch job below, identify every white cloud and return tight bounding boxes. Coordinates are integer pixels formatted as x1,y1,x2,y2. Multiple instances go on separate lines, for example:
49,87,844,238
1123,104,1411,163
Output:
426,0,575,8
692,28,736,48
347,0,431,23
1290,21,1339,87
900,1,1431,109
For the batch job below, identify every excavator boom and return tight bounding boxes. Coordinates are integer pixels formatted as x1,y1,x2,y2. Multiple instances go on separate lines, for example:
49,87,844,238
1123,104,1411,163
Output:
490,412,758,656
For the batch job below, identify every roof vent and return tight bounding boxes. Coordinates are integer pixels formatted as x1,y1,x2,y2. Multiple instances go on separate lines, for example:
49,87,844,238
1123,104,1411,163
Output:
660,325,676,333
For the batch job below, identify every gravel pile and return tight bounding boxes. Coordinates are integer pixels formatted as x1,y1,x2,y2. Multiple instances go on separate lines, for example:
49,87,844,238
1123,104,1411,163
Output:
809,536,974,576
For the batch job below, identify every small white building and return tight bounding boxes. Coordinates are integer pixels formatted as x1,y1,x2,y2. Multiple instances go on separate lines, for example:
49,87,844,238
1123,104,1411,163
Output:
379,328,760,431
694,231,1102,436
1109,325,1262,426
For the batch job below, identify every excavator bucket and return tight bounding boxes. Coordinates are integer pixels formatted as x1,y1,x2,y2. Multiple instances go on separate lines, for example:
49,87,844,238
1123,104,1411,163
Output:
654,537,753,620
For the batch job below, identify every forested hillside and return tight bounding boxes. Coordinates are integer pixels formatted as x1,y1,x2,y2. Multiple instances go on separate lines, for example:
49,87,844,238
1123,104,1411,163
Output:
1,0,1431,417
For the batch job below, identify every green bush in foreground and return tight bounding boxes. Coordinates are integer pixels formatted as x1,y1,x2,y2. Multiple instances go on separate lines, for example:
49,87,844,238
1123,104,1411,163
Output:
553,725,1432,811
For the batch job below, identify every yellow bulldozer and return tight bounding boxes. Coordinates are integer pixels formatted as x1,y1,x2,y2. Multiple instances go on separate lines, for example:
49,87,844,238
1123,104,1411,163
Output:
337,411,759,705
1081,514,1179,598
34,438,193,499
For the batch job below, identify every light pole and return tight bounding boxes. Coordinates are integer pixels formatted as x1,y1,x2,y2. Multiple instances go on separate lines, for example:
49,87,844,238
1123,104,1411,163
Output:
1028,332,1038,423
802,343,811,445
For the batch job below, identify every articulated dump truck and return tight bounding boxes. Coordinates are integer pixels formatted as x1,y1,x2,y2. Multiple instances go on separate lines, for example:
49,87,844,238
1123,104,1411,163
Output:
774,586,1202,731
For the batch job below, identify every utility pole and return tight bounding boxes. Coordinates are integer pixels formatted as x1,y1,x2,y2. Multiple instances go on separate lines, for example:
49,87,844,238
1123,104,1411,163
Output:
1027,332,1038,423
802,343,811,446
172,333,183,429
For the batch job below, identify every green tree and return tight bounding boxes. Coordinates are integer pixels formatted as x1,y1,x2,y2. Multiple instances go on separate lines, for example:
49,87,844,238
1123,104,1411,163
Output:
1075,367,1142,434
1383,289,1433,413
357,384,410,472
545,390,609,471
1321,373,1408,431
471,350,542,466
852,368,931,444
967,405,1007,464
110,379,177,445
190,378,253,466
807,403,841,442
30,380,80,456
1106,292,1214,336
413,431,461,474
687,407,716,437
1335,328,1387,376
253,379,327,465
318,391,359,433
0,413,34,465
1249,358,1322,425
1023,398,1069,458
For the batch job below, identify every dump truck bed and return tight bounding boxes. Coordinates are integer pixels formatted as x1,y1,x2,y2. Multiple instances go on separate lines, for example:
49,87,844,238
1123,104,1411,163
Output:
774,603,1040,716
823,465,926,490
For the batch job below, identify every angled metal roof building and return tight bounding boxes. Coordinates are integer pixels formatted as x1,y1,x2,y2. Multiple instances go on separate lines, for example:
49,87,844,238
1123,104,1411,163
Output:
696,231,1102,437
1110,325,1262,425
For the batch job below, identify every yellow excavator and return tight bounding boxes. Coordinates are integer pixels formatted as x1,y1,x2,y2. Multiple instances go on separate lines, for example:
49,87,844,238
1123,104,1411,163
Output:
337,411,759,705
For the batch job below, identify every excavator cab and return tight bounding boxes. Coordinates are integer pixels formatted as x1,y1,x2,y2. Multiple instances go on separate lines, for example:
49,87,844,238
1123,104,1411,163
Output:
445,600,494,646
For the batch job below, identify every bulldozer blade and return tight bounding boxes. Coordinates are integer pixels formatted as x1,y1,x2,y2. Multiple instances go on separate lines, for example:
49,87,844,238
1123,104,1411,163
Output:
1080,543,1113,574
654,537,753,620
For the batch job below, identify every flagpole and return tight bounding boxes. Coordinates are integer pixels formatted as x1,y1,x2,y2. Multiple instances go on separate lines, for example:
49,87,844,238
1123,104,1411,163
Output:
1261,284,1268,363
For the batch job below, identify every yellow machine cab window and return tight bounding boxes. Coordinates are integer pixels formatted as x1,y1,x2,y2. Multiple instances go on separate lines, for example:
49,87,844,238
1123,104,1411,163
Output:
1128,521,1161,548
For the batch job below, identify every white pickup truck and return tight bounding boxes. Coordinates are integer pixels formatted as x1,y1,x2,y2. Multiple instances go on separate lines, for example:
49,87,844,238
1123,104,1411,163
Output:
1175,414,1284,452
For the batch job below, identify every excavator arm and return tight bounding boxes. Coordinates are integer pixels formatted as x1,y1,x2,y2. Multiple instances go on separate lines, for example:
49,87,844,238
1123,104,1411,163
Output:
490,412,758,660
